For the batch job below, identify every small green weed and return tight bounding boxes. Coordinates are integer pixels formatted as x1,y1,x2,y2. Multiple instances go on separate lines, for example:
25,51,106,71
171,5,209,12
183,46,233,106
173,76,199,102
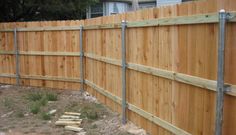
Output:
26,91,58,102
30,102,41,114
40,112,51,120
25,91,58,119
87,111,98,120
80,106,99,120
94,103,103,108
26,92,43,101
45,92,58,101
39,96,48,106
91,124,98,129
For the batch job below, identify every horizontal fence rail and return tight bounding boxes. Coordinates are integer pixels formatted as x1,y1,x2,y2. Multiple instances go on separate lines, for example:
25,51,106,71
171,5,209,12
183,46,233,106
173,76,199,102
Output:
0,50,15,55
19,51,80,56
84,52,236,96
0,51,81,56
0,12,235,32
0,74,81,83
0,74,17,78
21,75,81,83
85,79,191,135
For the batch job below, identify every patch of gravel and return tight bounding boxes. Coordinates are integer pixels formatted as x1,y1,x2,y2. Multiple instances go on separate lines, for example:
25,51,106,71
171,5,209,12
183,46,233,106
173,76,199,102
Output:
82,91,98,103
0,85,12,89
120,122,147,135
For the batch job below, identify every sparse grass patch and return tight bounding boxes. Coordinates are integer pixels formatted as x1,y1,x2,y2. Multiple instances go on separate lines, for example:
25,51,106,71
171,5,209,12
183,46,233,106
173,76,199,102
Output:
30,102,41,114
65,101,80,112
0,127,9,132
15,110,24,118
23,130,31,134
0,86,134,135
39,96,48,106
26,91,57,103
26,92,43,101
26,91,58,116
25,91,58,120
87,111,98,120
80,105,99,120
2,97,14,109
91,124,98,129
40,112,51,120
118,132,133,135
65,102,103,120
94,103,103,108
45,92,58,101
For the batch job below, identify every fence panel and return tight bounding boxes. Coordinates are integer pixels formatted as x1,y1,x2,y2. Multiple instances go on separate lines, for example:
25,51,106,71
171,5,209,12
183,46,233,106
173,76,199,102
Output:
0,0,236,135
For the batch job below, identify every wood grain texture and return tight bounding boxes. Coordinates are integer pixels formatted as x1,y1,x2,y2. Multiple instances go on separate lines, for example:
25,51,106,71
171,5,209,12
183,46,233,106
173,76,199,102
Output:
0,20,83,89
0,0,236,135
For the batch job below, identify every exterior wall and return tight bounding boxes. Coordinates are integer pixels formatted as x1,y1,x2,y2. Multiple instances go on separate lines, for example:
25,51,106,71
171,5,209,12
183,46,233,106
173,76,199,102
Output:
156,0,182,7
87,3,104,19
139,2,156,9
87,0,157,19
104,2,131,16
87,0,197,19
87,2,130,19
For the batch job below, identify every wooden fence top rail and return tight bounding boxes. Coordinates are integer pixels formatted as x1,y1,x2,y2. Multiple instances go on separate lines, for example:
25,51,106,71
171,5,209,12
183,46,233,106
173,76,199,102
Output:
0,12,235,32
0,50,15,55
21,75,81,83
19,51,81,56
0,74,81,83
0,51,81,56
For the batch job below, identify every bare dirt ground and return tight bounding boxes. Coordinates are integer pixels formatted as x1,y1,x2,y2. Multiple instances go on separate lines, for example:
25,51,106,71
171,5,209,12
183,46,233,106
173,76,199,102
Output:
0,84,147,135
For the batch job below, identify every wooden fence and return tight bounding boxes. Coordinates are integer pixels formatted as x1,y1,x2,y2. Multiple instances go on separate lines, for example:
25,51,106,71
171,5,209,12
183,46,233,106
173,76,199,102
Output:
1,0,236,135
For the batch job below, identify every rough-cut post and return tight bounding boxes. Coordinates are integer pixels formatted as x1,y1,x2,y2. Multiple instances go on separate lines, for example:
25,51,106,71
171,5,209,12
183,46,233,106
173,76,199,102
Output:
14,28,20,85
80,25,84,91
215,9,227,135
121,20,127,124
